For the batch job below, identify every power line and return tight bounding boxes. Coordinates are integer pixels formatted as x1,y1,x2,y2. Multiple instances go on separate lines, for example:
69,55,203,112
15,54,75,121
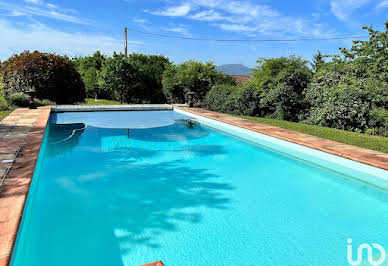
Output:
126,27,369,42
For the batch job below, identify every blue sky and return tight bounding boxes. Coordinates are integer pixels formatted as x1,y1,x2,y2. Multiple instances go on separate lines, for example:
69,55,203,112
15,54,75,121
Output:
0,0,387,66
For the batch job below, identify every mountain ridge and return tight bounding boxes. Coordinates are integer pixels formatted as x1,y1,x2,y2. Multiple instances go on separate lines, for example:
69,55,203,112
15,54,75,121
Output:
216,64,252,76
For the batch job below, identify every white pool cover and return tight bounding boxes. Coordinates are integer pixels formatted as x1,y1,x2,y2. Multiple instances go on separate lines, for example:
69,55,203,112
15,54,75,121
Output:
49,111,191,129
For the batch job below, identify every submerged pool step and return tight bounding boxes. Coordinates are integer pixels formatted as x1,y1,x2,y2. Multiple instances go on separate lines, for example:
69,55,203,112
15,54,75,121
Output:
52,104,175,112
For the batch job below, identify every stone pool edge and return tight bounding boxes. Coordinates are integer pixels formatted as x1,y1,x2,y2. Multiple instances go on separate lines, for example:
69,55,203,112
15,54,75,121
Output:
0,107,51,266
173,106,388,171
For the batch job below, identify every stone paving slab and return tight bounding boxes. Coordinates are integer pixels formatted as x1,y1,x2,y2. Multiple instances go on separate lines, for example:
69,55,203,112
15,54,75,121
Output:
0,107,51,265
174,106,388,170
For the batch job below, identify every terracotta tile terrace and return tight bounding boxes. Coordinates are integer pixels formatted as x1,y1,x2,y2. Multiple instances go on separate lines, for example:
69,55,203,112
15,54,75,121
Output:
0,105,387,265
0,107,51,266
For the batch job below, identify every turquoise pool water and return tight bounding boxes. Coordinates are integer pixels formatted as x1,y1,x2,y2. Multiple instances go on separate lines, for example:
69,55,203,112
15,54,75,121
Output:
12,111,388,266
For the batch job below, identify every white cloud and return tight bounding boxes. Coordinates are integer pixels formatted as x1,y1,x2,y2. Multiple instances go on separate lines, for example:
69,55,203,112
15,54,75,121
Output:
216,23,257,33
163,25,192,37
146,0,334,38
189,10,226,21
132,18,150,31
0,19,143,60
330,0,373,21
377,0,388,8
24,0,43,4
0,1,90,25
46,3,57,9
148,4,191,17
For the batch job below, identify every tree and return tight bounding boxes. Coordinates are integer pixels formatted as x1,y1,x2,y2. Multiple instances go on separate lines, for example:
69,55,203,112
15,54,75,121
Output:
98,53,139,104
1,51,85,104
311,51,325,72
251,56,312,121
162,60,235,104
305,22,388,135
73,51,106,98
126,53,171,103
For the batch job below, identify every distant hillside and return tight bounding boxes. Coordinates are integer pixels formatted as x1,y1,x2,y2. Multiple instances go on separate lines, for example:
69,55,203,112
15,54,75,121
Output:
216,64,252,76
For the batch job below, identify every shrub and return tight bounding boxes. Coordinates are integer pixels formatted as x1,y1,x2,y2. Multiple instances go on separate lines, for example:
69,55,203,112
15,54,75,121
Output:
97,53,140,104
73,51,106,98
305,74,388,133
233,83,262,116
252,56,312,121
97,53,171,104
0,95,8,111
206,84,237,113
1,51,85,104
206,82,262,116
8,92,30,107
162,61,235,104
305,23,388,135
33,98,55,106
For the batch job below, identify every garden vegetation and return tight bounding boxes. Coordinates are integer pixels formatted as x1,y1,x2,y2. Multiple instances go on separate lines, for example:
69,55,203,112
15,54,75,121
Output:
0,22,387,137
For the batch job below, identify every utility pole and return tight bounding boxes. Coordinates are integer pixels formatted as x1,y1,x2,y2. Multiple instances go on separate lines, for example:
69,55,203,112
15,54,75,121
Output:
124,27,128,57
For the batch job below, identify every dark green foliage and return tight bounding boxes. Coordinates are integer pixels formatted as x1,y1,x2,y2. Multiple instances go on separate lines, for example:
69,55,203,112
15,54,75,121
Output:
97,53,136,104
305,22,388,136
252,56,312,121
96,53,170,104
8,92,30,107
33,98,55,107
1,51,85,104
206,82,261,116
162,61,235,104
127,53,171,103
0,95,8,111
207,22,388,137
206,84,237,113
73,51,106,98
311,51,325,72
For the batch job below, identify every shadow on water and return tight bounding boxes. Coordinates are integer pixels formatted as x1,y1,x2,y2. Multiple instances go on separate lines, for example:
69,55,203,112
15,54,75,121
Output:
35,121,234,265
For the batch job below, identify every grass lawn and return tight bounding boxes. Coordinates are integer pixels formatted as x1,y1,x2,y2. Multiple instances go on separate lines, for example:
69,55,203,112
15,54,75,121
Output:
0,110,14,121
84,98,121,105
232,114,388,154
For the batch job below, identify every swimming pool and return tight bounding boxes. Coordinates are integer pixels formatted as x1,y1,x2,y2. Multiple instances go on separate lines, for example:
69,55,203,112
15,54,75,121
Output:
11,110,388,266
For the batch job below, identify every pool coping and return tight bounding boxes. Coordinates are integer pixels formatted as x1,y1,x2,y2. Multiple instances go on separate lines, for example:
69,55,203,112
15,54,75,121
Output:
1,105,387,266
0,107,51,266
173,106,388,171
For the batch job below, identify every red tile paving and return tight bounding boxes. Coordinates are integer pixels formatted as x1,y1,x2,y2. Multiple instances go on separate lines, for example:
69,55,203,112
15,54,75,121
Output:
174,106,388,170
0,107,50,265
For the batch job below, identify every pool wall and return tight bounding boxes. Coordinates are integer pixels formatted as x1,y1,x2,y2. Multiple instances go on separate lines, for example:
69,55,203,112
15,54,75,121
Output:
2,106,388,266
174,108,388,190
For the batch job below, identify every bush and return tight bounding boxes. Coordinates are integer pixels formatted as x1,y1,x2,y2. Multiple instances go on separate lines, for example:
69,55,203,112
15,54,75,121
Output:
233,83,262,116
206,84,237,113
97,53,171,104
305,23,388,135
305,74,388,133
162,61,235,104
206,82,261,116
1,51,85,104
73,51,106,98
97,53,140,104
33,98,55,106
0,95,8,111
252,56,312,121
8,92,30,107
